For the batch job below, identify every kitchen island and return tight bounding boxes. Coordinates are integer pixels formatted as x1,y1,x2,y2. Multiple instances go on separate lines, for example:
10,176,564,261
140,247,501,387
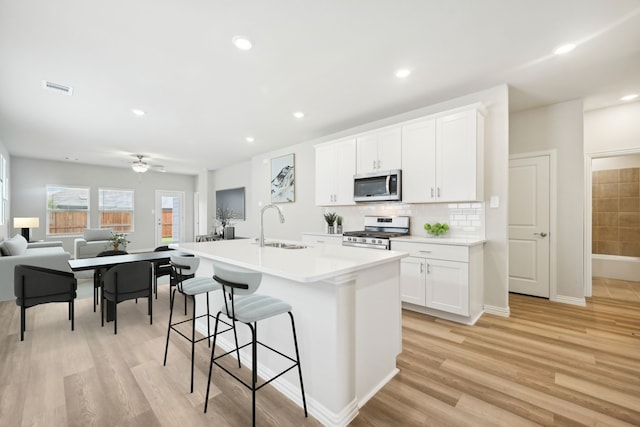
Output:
172,239,408,427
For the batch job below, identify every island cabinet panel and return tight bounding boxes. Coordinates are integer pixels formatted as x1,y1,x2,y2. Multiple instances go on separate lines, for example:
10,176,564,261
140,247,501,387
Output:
315,138,356,206
356,126,401,174
392,239,484,324
401,106,484,203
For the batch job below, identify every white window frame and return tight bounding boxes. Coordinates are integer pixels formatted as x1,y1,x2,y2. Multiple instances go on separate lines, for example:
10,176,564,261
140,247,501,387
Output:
46,185,90,236
98,187,134,232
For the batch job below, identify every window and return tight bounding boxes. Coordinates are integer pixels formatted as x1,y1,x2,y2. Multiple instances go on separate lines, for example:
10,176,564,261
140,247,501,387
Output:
46,185,89,235
99,188,134,232
0,154,6,225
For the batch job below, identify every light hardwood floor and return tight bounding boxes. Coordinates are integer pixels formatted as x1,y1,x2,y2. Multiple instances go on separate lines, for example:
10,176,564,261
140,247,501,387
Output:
1,278,638,426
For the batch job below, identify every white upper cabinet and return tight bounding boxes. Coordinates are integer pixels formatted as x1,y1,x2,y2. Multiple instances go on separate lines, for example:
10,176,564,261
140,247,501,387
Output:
402,106,484,203
315,138,356,206
402,119,437,203
356,126,401,174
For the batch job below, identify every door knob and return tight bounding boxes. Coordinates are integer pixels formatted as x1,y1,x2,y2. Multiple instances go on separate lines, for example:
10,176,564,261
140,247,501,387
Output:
534,232,548,237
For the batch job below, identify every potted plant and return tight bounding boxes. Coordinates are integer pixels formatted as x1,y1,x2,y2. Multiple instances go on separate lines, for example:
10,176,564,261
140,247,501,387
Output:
336,215,343,234
107,232,130,251
324,212,337,234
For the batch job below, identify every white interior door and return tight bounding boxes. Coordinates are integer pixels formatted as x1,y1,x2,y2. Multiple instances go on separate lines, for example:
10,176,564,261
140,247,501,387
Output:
509,156,550,298
155,190,185,247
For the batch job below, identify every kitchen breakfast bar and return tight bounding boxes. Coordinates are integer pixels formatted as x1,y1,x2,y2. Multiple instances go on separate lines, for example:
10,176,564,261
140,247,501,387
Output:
172,239,408,427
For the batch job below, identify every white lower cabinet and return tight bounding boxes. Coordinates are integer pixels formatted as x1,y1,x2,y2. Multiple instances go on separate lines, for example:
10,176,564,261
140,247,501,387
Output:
425,258,469,316
399,257,426,305
393,239,484,324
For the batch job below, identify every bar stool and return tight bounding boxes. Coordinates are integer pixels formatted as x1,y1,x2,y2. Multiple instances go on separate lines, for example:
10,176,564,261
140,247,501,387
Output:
204,262,307,426
163,254,238,393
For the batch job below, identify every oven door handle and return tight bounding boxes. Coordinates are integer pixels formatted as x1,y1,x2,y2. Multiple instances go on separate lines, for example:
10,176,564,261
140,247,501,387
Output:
385,175,390,195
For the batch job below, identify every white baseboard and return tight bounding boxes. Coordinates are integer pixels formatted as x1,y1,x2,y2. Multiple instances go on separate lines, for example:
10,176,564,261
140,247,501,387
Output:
551,295,586,306
483,304,510,317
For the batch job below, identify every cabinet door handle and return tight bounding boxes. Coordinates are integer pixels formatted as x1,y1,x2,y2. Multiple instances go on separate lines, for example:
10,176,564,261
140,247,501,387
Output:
534,232,548,237
437,187,441,198
426,263,431,274
373,160,376,170
431,188,434,198
420,262,423,274
377,160,381,169
419,250,432,254
317,240,325,243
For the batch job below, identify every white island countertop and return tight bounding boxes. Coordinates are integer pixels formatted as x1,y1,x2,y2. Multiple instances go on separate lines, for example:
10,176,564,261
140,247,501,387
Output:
173,239,408,283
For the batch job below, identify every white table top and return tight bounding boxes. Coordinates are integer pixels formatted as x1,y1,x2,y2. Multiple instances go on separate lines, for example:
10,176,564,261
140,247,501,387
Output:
173,239,407,283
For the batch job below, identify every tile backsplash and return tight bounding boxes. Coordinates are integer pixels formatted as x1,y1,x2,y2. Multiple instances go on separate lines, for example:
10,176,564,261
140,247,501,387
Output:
328,202,485,239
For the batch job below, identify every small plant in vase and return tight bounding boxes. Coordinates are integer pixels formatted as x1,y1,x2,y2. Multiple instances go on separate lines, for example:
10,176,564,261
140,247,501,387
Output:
324,212,337,234
336,215,343,234
107,232,130,251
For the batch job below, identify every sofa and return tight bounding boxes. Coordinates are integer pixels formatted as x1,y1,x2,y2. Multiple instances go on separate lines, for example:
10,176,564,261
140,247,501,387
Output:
74,228,114,259
0,234,71,302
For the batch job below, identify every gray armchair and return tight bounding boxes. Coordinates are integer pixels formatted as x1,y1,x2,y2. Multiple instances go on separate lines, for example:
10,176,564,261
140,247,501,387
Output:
14,264,77,341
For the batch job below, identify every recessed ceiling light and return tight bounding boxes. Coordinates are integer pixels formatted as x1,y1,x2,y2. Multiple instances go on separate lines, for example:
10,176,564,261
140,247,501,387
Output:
293,111,305,119
553,43,576,55
232,36,252,51
131,109,146,116
245,136,255,143
395,69,411,78
620,94,638,102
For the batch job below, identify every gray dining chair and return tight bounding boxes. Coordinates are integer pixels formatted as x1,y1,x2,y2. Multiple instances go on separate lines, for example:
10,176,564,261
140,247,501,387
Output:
14,264,77,341
101,260,153,334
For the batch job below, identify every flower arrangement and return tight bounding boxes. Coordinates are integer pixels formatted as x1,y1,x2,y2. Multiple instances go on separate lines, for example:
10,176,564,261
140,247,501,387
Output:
107,232,130,250
216,207,235,227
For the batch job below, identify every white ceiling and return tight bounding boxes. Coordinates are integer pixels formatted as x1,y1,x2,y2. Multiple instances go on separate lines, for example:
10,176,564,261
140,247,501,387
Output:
1,0,639,175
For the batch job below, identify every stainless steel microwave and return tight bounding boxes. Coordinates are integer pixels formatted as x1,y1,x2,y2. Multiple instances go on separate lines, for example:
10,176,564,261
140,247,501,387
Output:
353,169,402,202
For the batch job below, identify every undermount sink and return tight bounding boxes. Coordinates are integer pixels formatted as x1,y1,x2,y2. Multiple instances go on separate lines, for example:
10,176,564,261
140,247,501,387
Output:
263,242,307,249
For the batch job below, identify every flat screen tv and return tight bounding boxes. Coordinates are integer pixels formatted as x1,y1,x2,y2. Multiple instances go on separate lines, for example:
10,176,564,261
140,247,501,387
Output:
215,187,245,220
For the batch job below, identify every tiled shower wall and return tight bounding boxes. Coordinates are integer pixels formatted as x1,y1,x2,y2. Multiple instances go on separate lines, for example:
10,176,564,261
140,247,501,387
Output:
592,168,640,256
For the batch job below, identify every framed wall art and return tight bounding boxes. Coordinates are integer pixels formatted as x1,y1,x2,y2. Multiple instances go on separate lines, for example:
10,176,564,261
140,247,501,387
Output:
271,153,295,203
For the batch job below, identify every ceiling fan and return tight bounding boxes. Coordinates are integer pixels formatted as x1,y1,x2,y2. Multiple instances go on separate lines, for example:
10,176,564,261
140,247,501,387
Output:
131,154,165,173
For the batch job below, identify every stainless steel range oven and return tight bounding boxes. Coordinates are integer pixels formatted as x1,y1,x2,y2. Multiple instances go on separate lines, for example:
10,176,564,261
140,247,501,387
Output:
342,216,410,250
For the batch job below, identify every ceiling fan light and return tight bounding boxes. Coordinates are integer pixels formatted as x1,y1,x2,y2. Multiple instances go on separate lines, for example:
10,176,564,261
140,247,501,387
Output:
132,160,149,173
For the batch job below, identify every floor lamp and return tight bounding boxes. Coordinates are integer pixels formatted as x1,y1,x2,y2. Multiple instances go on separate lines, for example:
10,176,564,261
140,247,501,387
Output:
14,217,39,242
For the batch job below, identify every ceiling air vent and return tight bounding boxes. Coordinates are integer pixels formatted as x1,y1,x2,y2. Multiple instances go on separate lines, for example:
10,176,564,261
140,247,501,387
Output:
42,80,73,96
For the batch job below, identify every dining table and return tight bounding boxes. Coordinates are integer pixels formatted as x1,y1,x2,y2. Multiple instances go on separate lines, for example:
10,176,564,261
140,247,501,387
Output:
68,249,184,321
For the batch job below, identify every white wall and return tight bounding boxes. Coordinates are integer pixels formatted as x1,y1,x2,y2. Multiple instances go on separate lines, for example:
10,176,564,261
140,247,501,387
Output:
211,84,510,313
10,157,196,254
0,138,9,240
209,160,253,238
510,100,585,300
585,101,640,154
592,154,640,170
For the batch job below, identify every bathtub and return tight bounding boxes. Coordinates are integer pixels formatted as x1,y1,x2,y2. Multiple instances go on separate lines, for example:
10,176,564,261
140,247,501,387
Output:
592,254,640,281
